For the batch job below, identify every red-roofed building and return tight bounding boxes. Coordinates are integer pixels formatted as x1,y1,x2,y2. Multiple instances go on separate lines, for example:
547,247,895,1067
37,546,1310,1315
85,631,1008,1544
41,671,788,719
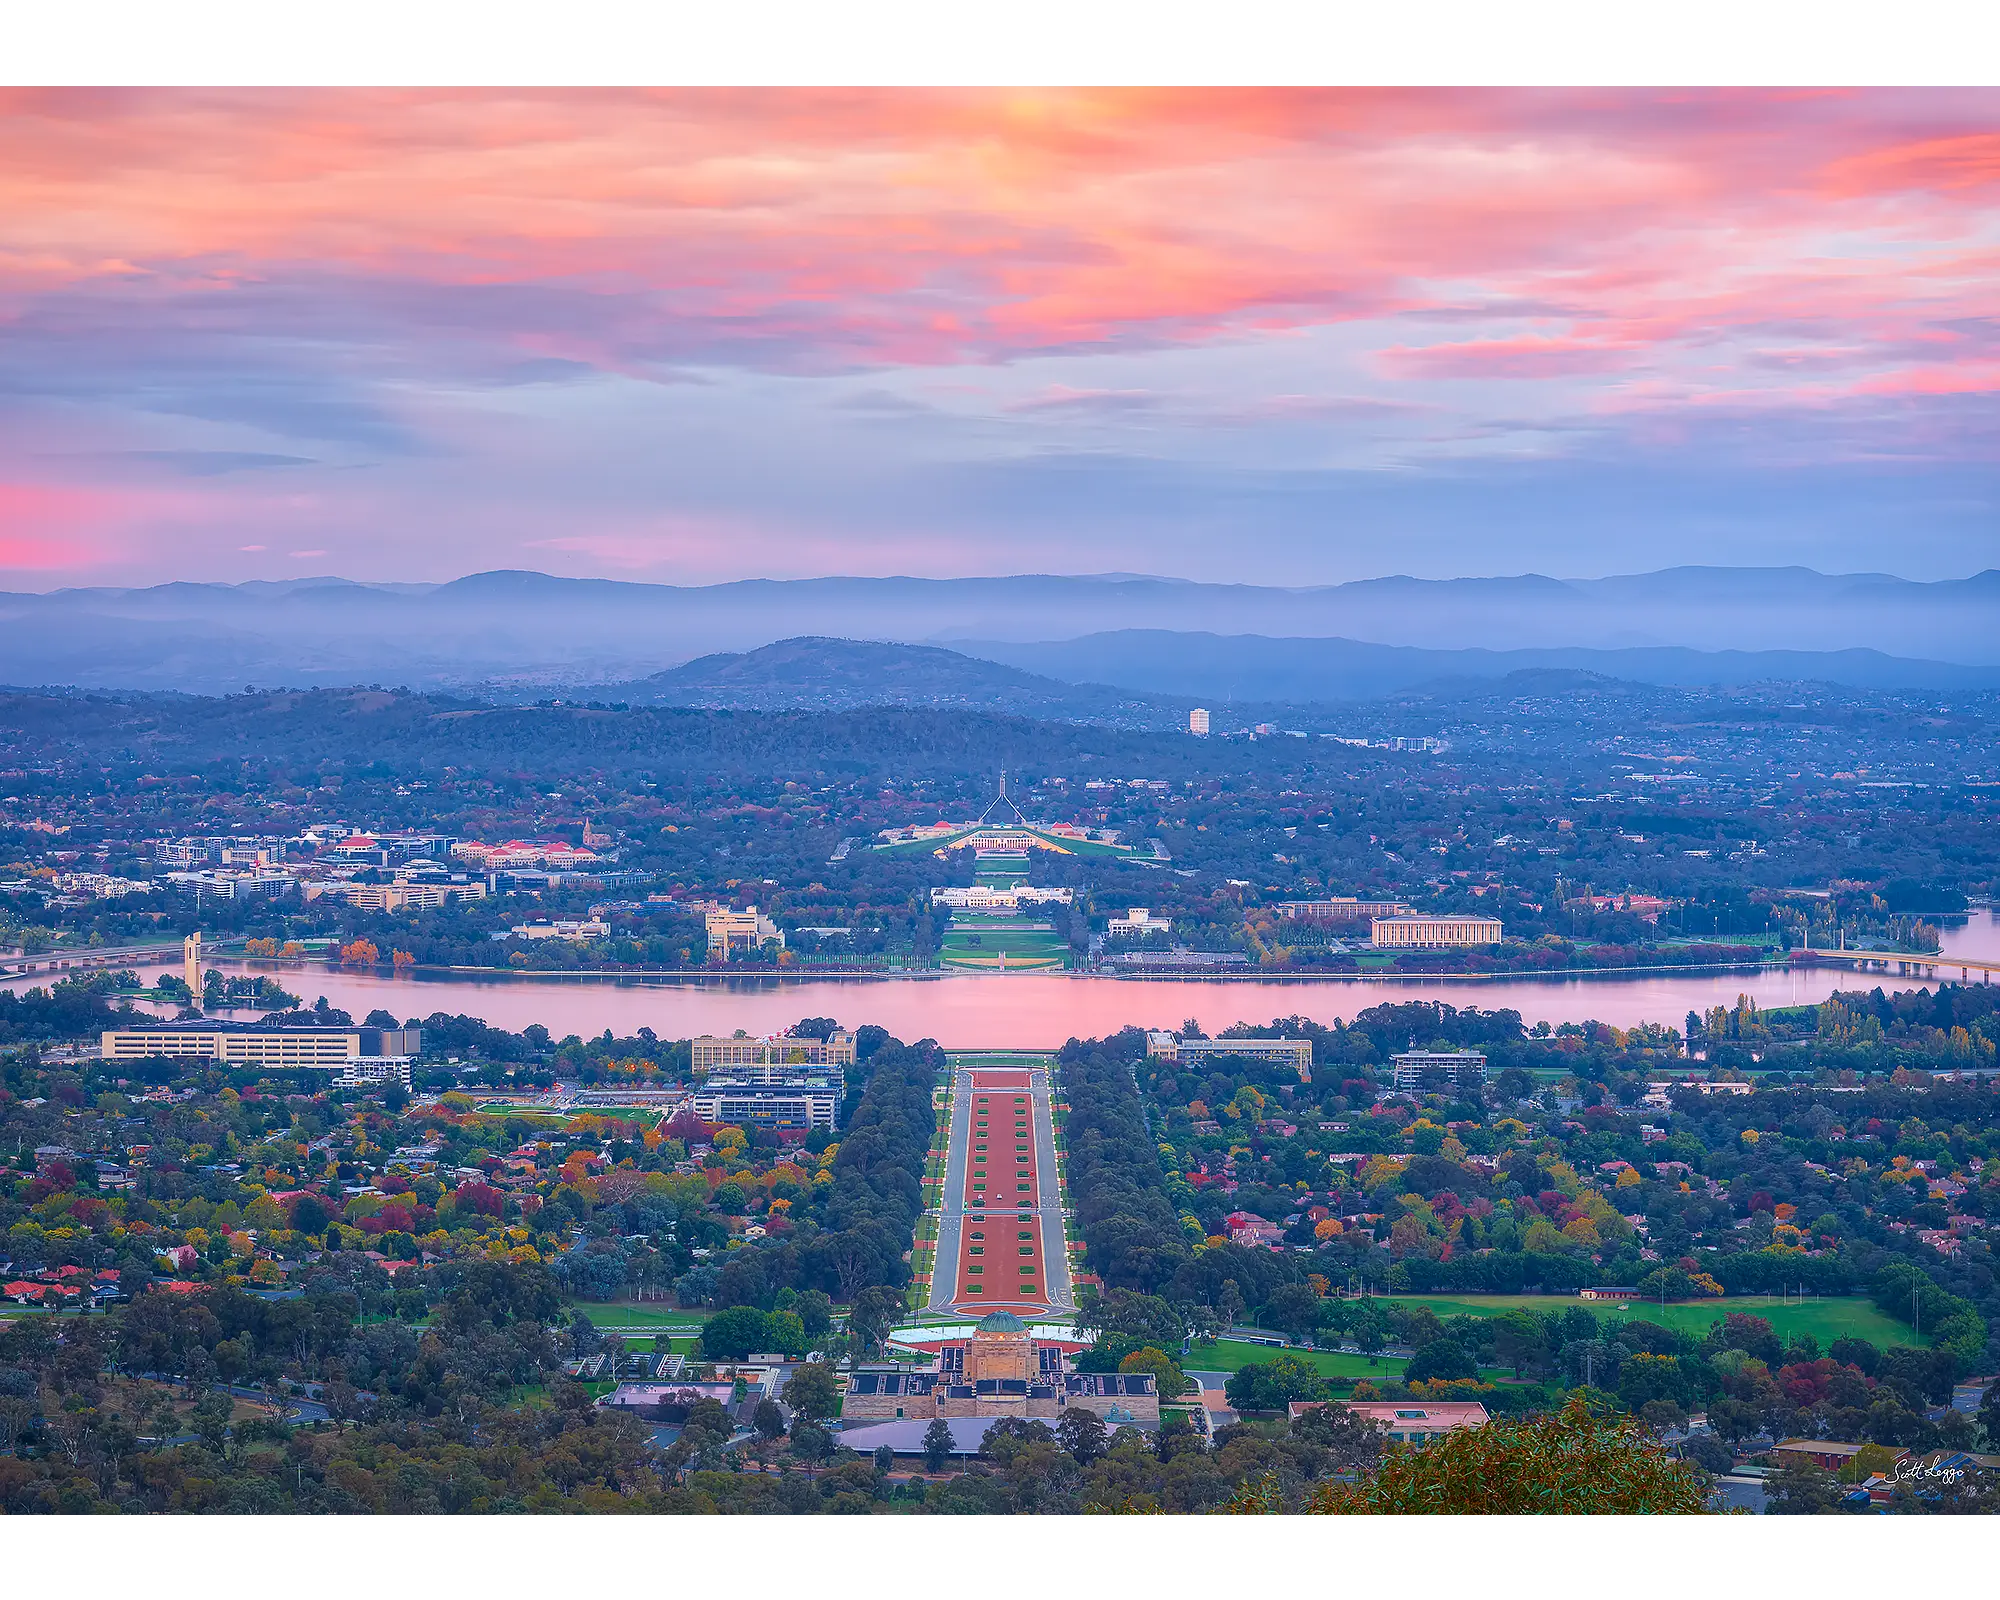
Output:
4,1281,45,1303
1291,1398,1490,1445
1226,1211,1286,1248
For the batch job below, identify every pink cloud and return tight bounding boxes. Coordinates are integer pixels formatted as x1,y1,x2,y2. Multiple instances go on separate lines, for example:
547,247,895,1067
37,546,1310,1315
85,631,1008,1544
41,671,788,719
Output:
0,87,1997,587
0,481,131,568
0,88,1990,379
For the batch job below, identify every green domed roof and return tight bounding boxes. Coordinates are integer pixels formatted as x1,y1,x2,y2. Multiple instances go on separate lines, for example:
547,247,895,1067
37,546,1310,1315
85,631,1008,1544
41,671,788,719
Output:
975,1310,1028,1332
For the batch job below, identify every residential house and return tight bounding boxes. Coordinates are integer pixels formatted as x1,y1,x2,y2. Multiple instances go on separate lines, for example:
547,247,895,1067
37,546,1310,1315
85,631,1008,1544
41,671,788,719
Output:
1291,1399,1490,1445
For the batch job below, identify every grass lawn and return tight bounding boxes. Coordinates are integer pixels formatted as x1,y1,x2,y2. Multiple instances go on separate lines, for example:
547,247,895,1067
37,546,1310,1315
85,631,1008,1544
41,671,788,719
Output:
1189,1338,1410,1380
1376,1293,1912,1348
948,1052,1055,1067
567,1301,708,1331
942,925,1064,948
940,925,1068,969
944,924,1072,952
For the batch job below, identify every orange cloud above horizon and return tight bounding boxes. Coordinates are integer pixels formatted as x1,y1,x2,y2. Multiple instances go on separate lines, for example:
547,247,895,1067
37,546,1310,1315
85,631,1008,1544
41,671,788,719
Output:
0,88,1995,375
2,89,1998,588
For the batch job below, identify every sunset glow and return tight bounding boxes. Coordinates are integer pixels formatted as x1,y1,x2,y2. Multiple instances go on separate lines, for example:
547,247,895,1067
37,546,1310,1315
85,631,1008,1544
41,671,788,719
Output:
3,88,1997,584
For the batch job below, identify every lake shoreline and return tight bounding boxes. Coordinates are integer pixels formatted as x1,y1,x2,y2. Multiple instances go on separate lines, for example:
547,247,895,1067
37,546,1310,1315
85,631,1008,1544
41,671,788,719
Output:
220,954,1800,988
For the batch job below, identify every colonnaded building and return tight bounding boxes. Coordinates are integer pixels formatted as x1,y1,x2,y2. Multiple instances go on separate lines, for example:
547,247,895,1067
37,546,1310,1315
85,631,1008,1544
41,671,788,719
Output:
1369,913,1503,948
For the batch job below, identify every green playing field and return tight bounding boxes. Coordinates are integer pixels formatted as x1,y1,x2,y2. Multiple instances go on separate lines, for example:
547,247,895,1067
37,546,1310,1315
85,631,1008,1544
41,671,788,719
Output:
1190,1339,1411,1379
1371,1293,1911,1348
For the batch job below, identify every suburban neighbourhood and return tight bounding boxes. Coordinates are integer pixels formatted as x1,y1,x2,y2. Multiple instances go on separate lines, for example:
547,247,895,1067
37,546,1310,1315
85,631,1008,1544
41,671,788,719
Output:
3,990,1998,1513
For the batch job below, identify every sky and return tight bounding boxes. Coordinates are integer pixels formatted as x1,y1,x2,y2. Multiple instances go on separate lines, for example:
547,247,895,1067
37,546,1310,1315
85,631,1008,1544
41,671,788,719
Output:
2,87,1998,590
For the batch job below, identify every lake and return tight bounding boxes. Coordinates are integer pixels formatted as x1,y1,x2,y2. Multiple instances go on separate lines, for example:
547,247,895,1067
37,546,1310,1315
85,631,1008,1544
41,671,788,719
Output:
17,909,1995,1050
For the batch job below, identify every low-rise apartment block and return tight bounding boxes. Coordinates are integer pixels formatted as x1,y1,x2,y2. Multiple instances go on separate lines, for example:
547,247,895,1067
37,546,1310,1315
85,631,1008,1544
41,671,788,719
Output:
1390,1049,1488,1091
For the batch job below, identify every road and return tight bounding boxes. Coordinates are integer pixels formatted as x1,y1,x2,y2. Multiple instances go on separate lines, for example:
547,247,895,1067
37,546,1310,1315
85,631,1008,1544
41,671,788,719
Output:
926,1054,1074,1318
1,939,184,978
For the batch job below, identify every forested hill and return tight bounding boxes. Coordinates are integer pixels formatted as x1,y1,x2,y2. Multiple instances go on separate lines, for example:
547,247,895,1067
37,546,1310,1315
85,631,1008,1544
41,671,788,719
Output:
0,686,1277,783
623,636,1177,724
2,682,1991,791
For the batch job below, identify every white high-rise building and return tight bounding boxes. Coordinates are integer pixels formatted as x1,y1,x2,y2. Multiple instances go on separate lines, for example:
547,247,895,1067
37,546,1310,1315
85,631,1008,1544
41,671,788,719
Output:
1189,708,1210,735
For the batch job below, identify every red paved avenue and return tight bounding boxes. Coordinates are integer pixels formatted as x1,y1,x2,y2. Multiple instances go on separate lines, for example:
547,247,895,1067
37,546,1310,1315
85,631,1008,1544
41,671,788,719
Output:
952,1069,1046,1313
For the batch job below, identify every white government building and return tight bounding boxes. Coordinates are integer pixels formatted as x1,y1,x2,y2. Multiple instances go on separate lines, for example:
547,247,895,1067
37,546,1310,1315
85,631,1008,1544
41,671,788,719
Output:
930,884,1073,910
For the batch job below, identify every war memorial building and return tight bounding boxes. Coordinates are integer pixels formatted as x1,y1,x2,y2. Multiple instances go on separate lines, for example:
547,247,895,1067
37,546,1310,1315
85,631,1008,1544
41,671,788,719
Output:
842,1311,1160,1428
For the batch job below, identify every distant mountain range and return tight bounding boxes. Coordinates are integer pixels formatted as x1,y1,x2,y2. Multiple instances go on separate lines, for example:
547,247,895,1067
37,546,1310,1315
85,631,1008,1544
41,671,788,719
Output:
0,565,1994,695
596,632,2000,724
957,632,2000,701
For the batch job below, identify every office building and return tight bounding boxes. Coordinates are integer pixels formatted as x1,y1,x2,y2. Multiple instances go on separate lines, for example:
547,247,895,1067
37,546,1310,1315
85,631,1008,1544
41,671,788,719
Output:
175,869,300,902
1144,1031,1313,1080
1370,915,1503,948
324,832,458,866
677,1078,840,1131
706,906,784,959
1189,708,1210,736
505,918,609,941
1390,1050,1487,1091
309,880,487,912
1106,907,1170,938
154,835,289,869
1278,897,1412,923
691,1031,857,1076
166,868,298,904
100,1022,423,1066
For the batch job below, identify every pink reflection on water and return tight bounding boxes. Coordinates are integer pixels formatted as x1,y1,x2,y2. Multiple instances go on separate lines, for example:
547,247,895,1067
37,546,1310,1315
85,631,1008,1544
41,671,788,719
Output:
182,960,1889,1048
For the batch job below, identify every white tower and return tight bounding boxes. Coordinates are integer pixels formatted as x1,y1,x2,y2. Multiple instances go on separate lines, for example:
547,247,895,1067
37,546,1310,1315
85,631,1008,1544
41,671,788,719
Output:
182,931,202,1001
1189,708,1210,736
